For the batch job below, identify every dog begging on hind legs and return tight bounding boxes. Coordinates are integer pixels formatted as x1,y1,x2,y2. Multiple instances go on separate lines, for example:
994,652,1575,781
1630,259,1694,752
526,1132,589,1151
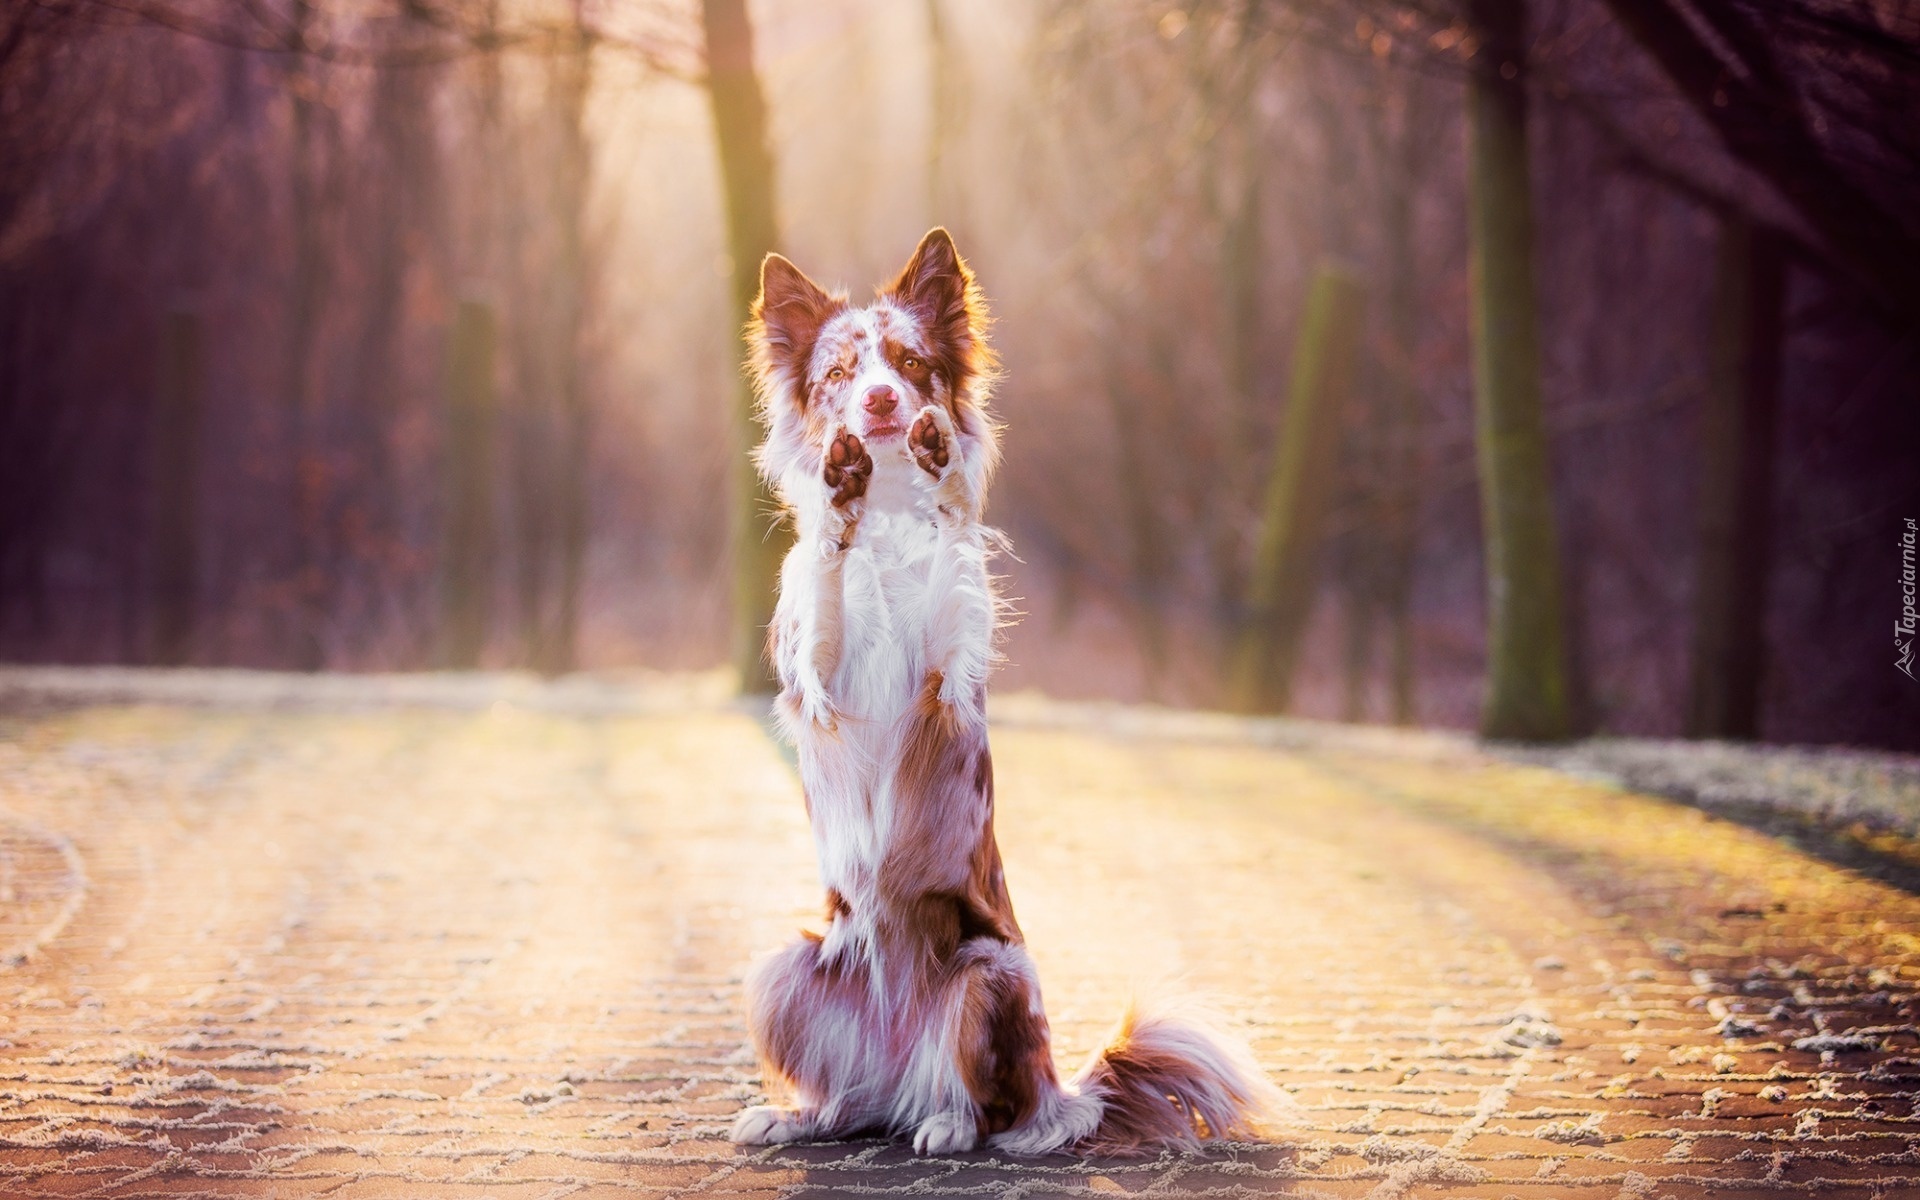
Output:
729,228,1284,1157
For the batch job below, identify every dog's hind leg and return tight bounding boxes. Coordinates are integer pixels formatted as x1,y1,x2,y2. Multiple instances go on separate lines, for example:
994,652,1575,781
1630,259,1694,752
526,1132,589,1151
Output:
894,937,1062,1155
735,932,887,1145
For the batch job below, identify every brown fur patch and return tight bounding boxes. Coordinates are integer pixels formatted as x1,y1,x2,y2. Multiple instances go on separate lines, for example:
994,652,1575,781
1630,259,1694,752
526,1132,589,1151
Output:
952,950,1057,1136
882,335,937,410
879,672,1019,955
749,254,847,414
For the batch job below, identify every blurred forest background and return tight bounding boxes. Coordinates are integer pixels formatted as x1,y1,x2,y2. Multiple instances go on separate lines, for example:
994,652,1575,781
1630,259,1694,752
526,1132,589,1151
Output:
1,0,1916,750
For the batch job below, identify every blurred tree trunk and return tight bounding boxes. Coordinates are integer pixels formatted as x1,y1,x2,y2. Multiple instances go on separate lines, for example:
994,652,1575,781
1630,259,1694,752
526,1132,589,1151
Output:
284,0,329,670
351,40,439,651
925,0,966,234
1228,268,1362,713
440,300,496,669
1218,173,1260,456
1378,86,1425,726
471,15,554,672
1688,216,1785,740
512,388,555,667
473,2,505,279
539,19,593,677
1339,591,1375,722
702,0,783,693
115,409,142,662
1104,350,1172,692
0,295,60,641
1466,0,1571,741
1198,22,1264,629
1211,158,1260,621
151,309,201,666
1559,513,1599,733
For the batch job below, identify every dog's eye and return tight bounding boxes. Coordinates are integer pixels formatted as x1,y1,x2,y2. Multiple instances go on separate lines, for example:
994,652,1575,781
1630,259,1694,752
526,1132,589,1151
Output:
827,366,845,381
902,356,921,371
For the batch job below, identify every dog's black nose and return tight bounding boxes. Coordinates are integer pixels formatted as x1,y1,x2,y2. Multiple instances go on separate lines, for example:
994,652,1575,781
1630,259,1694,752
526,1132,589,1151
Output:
864,385,897,417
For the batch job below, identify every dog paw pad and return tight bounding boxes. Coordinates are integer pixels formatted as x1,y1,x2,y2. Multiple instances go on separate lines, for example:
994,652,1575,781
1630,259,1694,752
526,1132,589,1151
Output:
909,410,951,478
824,430,872,509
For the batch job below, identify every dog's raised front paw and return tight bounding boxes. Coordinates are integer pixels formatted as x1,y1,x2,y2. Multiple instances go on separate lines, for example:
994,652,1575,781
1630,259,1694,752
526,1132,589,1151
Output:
824,429,872,510
911,1109,979,1155
780,683,839,734
936,669,979,719
731,1104,813,1145
909,406,953,479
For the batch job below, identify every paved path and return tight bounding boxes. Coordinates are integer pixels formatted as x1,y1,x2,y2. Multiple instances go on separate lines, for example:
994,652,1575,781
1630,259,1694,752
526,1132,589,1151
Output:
1,672,1918,1198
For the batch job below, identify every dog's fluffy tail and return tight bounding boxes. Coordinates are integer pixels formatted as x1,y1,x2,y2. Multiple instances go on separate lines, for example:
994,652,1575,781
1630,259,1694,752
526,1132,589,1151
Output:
991,999,1288,1157
1073,999,1287,1154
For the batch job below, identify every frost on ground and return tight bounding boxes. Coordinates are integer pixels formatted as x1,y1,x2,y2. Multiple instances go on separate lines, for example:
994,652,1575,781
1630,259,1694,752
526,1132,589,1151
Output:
0,663,735,717
1512,736,1920,833
1,670,1919,1197
994,687,1920,843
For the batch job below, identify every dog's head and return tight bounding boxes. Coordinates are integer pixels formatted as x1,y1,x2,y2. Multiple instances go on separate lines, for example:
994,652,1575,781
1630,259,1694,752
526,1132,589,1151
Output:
749,228,998,498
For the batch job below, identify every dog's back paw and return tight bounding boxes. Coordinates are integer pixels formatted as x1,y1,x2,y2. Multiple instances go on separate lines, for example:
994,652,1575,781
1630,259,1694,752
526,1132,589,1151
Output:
731,1104,814,1145
989,1089,1103,1156
911,1109,978,1155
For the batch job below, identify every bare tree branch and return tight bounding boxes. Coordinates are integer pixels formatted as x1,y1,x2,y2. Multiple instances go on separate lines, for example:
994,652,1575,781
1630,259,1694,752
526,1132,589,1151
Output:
67,0,701,78
1602,0,1920,329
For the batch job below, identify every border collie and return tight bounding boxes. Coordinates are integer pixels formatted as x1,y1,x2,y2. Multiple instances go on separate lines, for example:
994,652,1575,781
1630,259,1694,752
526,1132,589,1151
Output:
731,228,1279,1156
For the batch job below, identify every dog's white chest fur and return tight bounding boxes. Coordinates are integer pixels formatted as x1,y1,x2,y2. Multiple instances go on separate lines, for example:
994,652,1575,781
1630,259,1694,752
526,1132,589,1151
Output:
836,453,942,697
803,453,954,915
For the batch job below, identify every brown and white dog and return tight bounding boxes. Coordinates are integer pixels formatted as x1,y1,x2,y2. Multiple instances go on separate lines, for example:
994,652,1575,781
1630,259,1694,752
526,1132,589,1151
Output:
732,229,1279,1156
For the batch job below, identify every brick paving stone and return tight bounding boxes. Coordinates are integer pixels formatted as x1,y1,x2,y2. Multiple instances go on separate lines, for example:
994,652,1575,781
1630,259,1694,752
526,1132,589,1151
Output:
0,673,1917,1197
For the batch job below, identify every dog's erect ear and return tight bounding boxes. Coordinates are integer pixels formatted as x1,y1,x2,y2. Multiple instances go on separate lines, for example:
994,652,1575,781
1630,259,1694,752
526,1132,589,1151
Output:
885,228,983,361
752,254,838,389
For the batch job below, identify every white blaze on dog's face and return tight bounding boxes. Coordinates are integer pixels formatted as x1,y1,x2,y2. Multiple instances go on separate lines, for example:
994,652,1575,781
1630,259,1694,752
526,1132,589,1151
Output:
749,228,998,504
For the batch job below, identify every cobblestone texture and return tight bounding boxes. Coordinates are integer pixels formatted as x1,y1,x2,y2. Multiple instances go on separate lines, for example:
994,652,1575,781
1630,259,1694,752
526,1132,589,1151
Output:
1,671,1919,1198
